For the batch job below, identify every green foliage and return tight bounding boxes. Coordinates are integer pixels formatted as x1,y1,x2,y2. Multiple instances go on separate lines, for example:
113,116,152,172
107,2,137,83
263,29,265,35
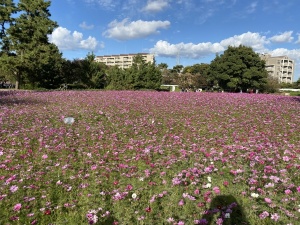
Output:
157,62,168,70
262,75,280,93
177,72,194,89
78,52,108,89
106,54,162,90
171,64,184,73
183,63,209,75
208,45,268,92
106,66,128,90
0,0,17,52
182,63,210,89
0,0,63,89
161,69,178,85
279,80,300,89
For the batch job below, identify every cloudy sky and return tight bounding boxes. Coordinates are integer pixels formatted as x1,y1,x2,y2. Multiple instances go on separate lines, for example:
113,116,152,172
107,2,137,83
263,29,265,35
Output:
48,0,300,81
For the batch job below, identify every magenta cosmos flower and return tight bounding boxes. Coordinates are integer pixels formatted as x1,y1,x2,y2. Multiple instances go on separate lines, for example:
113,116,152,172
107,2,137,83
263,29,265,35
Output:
13,203,22,211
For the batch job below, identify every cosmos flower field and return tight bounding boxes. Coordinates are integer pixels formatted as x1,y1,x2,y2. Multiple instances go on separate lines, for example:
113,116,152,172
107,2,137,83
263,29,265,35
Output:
0,90,300,225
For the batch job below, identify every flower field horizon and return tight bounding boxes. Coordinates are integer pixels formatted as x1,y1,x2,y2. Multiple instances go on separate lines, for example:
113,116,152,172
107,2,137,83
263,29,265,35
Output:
0,90,300,225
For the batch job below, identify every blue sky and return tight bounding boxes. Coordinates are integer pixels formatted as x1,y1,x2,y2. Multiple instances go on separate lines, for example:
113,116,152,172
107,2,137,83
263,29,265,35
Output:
48,0,300,81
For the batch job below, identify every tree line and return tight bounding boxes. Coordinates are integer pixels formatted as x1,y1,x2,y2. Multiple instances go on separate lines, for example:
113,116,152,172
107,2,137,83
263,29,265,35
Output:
1,0,299,92
161,45,300,93
0,0,163,90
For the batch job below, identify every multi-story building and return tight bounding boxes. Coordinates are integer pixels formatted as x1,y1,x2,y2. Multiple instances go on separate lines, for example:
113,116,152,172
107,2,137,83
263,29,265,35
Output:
95,53,155,69
260,54,294,83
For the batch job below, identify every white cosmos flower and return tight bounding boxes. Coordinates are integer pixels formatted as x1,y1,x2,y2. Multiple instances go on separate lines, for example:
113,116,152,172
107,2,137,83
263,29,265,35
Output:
205,183,212,188
251,193,259,198
207,176,212,182
132,193,137,199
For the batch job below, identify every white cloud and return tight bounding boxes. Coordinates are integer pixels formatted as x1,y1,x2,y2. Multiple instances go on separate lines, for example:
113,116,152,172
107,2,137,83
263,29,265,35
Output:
103,18,170,40
150,32,269,58
79,21,94,30
269,31,294,43
150,40,224,58
84,0,118,10
150,31,300,80
176,0,194,10
49,27,102,51
220,32,269,51
246,1,258,14
142,0,169,13
268,48,300,60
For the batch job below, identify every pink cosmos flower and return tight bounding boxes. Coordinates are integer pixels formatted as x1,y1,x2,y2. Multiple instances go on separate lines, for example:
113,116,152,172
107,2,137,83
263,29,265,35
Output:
195,219,208,225
213,186,220,194
10,185,18,193
270,213,280,221
282,156,290,161
178,199,184,206
13,203,22,211
126,184,133,190
285,189,292,195
223,181,229,187
167,217,175,223
216,218,223,225
10,216,19,221
91,165,97,170
264,198,272,204
172,177,181,185
259,211,269,219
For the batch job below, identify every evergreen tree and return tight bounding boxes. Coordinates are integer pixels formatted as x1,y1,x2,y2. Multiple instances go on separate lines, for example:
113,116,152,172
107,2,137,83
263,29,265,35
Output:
3,0,62,89
208,45,268,92
79,52,107,89
0,0,17,53
127,54,162,90
144,61,162,90
106,66,127,90
105,54,162,90
130,54,147,89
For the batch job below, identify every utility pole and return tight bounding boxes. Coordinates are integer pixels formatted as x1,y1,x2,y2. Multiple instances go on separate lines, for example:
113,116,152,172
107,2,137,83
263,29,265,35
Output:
176,51,180,65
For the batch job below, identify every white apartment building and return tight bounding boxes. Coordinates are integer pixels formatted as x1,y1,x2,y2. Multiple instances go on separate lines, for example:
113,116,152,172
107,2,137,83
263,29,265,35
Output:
95,53,155,69
260,54,294,83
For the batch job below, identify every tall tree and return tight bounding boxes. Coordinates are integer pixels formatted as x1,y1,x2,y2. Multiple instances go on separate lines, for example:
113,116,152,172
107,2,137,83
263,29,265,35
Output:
157,63,168,70
182,63,210,88
79,52,107,89
3,0,62,89
208,45,268,92
105,55,162,90
128,54,162,90
0,0,17,53
143,60,162,90
106,65,127,90
170,65,183,73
